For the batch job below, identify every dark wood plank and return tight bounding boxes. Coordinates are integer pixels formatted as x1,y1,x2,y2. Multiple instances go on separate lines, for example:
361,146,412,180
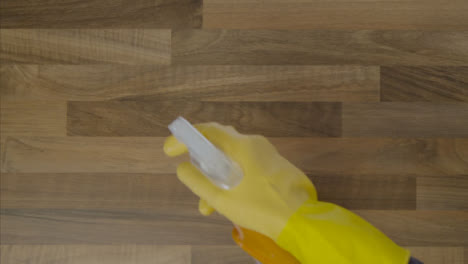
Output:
67,101,341,137
191,246,255,264
312,174,416,210
204,0,468,30
0,173,414,210
417,176,468,210
2,137,467,175
342,103,468,137
381,67,468,102
1,209,466,245
192,246,465,264
172,30,468,65
0,100,66,136
0,29,170,64
356,211,468,246
0,0,201,28
0,208,234,245
0,245,190,264
409,247,465,264
0,65,380,102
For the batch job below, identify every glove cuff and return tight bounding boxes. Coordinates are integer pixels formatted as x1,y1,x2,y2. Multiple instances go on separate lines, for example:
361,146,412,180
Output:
275,199,411,264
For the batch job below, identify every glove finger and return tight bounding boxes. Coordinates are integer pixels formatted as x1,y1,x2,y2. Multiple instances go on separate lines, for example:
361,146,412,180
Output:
199,199,215,216
177,162,222,204
163,135,188,157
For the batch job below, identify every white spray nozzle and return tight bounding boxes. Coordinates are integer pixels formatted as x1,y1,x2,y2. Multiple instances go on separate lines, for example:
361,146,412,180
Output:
168,117,243,190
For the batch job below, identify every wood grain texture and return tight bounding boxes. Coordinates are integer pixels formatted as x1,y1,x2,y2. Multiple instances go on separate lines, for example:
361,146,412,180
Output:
67,101,342,137
0,65,380,102
381,67,468,102
0,208,233,245
0,173,414,210
172,30,468,65
2,209,466,245
0,0,201,29
192,246,465,264
0,137,185,173
409,247,465,264
191,246,255,264
3,137,467,175
342,103,468,137
0,29,171,64
272,138,468,176
311,174,416,210
0,245,190,264
0,100,66,136
417,176,468,210
355,211,468,246
204,0,468,30
0,173,197,209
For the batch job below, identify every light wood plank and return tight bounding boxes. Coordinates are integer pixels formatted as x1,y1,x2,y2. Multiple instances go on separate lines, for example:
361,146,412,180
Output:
67,101,341,137
0,29,170,64
381,67,468,102
172,30,468,65
342,103,468,137
417,176,468,210
0,65,380,102
0,173,415,210
2,137,467,175
204,0,468,30
0,137,185,173
0,245,190,264
409,247,464,264
1,209,466,245
0,100,66,136
0,0,201,28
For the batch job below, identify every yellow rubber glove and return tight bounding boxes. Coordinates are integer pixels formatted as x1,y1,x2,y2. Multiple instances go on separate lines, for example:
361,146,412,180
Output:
164,123,410,264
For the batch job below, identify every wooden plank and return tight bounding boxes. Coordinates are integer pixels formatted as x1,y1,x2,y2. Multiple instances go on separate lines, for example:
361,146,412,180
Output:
2,137,468,175
67,101,342,137
0,65,380,102
0,245,190,264
381,67,468,102
272,138,468,176
0,29,170,64
0,173,197,209
0,137,185,173
0,100,66,136
417,176,468,210
191,246,255,264
0,0,201,29
191,246,465,264
1,209,466,245
356,211,468,246
342,103,468,137
203,0,468,30
172,30,468,65
409,247,465,264
0,173,414,210
0,208,234,245
312,174,416,210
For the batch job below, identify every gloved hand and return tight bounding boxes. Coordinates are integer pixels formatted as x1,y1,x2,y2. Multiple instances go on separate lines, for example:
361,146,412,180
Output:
164,123,410,264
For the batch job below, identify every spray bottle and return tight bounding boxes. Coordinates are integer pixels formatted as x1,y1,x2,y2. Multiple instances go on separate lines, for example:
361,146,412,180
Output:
169,117,299,264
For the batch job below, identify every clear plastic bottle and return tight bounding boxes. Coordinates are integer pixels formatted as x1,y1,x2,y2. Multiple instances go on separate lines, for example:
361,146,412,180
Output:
168,117,243,190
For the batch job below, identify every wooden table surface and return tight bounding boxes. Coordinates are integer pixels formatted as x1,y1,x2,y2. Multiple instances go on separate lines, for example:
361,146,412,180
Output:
1,0,468,263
